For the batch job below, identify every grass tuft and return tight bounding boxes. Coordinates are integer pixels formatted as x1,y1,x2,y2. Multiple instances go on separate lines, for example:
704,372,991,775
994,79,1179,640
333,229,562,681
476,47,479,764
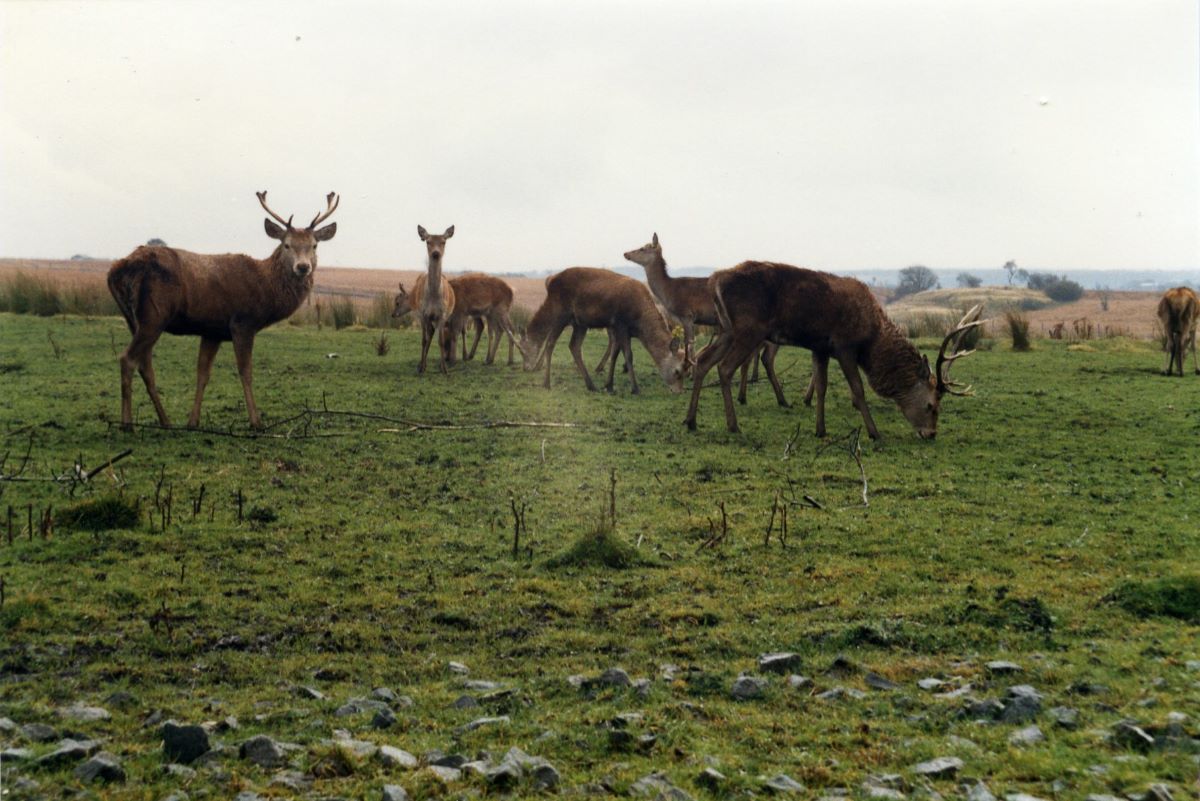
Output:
1108,576,1200,622
546,527,647,570
58,494,140,531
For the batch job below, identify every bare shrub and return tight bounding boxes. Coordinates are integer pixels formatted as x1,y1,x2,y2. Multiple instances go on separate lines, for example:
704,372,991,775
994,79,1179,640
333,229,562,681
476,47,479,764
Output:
1048,322,1065,340
1071,317,1095,341
329,295,357,330
1006,310,1031,351
374,331,390,356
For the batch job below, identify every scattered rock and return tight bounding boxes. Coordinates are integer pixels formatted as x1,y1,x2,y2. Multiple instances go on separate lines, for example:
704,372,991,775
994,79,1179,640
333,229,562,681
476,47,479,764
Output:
270,770,313,792
20,722,58,742
826,654,859,677
452,694,479,709
864,786,905,800
36,738,101,767
788,675,813,689
336,697,391,716
484,760,522,789
866,672,900,691
817,686,867,701
59,703,112,722
758,652,802,674
1000,685,1043,723
457,715,510,733
313,666,348,681
918,678,945,691
104,690,137,708
1145,785,1175,801
1085,795,1122,801
631,772,694,800
1113,721,1156,751
377,745,418,769
912,756,962,778
985,660,1022,675
73,751,125,782
532,762,561,789
240,734,285,768
633,678,652,697
447,661,470,675
462,679,504,691
162,722,211,765
294,685,326,700
233,792,262,801
697,767,726,789
0,748,33,761
1005,795,1048,801
962,698,1005,720
1049,706,1079,729
0,717,14,733
372,707,397,729
763,773,807,794
1008,725,1044,746
371,687,399,703
965,781,997,801
426,764,462,782
163,763,197,780
935,684,974,700
382,785,410,801
731,675,768,700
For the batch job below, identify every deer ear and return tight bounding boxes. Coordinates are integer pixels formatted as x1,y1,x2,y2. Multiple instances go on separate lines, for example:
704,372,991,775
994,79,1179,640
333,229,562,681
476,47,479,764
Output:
265,219,287,240
313,222,337,242
921,354,932,378
652,232,659,247
444,225,455,239
417,225,428,241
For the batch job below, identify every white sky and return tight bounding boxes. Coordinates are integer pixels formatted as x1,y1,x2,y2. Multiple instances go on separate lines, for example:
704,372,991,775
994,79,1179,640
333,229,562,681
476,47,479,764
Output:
1,0,1196,273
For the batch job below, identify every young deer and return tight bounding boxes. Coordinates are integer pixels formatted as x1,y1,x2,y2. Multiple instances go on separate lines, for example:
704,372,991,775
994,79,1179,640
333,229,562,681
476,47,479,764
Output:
1157,286,1199,376
519,267,685,394
447,273,521,365
107,191,338,430
414,225,456,374
685,262,983,439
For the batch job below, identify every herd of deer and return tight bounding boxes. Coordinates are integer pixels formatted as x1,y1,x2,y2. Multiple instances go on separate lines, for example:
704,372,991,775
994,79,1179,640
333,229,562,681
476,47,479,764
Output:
106,192,1199,440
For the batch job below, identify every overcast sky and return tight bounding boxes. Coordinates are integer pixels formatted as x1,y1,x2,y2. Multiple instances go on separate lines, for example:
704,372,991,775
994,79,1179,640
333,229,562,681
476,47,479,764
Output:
1,0,1196,273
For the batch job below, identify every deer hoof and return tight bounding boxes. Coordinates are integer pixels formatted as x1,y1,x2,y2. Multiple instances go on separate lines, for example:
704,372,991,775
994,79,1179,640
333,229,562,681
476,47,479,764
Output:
685,419,697,431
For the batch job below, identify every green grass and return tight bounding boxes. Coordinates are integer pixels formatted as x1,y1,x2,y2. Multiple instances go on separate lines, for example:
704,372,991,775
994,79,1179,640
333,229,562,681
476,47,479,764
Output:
0,312,1197,798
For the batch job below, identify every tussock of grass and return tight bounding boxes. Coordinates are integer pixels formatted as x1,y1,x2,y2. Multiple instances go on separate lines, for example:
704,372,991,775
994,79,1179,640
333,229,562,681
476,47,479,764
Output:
1109,576,1200,622
546,528,647,569
58,494,140,531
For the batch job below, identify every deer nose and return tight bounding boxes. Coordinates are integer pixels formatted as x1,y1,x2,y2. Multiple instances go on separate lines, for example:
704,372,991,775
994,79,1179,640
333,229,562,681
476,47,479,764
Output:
295,263,311,276
430,250,442,260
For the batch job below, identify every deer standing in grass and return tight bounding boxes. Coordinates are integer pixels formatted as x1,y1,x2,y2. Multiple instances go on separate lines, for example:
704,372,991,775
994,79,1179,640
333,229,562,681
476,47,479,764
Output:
1157,287,1199,376
414,225,456,374
624,232,787,407
446,273,520,365
519,267,685,394
684,262,983,438
107,191,339,430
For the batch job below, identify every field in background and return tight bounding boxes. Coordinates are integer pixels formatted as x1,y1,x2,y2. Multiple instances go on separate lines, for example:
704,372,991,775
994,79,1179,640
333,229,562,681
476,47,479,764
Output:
1,312,1197,799
1,258,1169,339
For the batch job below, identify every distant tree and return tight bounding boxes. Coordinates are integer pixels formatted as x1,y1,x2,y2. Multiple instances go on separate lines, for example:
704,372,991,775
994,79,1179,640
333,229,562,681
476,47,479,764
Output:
146,237,167,247
956,272,982,288
1042,278,1084,303
1003,260,1019,285
892,265,939,301
1024,271,1058,291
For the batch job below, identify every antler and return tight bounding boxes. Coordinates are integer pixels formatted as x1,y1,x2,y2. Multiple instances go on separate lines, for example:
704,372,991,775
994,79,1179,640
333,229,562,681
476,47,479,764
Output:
936,304,987,396
308,192,340,229
256,191,293,229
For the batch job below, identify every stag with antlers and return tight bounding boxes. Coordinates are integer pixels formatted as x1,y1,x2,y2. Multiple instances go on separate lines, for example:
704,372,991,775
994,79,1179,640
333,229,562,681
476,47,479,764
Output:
107,191,339,430
684,262,984,438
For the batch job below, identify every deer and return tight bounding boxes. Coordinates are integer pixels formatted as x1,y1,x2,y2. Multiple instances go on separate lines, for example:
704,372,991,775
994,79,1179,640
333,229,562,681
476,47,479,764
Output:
106,191,339,431
684,261,984,439
624,233,790,408
414,225,456,374
519,267,685,394
446,273,521,365
1157,286,1199,376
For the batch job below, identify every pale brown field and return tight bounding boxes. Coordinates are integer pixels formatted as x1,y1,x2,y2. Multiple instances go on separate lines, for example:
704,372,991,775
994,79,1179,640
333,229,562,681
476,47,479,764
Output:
0,258,1165,338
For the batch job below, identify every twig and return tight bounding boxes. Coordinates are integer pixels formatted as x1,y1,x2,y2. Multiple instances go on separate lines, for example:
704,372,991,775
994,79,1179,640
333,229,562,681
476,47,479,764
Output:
698,501,729,550
814,427,869,508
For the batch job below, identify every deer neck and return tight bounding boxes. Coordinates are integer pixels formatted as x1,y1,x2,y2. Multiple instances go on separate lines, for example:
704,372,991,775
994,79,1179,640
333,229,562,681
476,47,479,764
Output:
635,305,675,368
265,250,314,313
424,258,444,302
862,319,923,400
641,253,673,303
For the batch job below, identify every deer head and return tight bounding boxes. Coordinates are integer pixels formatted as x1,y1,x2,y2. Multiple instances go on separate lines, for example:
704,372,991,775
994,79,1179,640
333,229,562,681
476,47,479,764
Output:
622,232,661,267
392,283,413,318
896,304,986,439
659,347,686,394
417,225,454,264
258,191,339,279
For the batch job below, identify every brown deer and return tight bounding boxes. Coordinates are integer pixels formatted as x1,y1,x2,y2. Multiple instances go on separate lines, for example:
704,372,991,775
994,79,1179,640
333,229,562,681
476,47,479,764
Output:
519,267,685,394
1158,286,1199,376
684,262,983,438
414,225,456,374
446,273,520,365
107,191,339,431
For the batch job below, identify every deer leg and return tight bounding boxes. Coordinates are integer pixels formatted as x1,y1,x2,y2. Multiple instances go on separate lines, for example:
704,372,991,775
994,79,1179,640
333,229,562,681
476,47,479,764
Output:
1191,329,1199,374
119,326,168,429
567,325,597,391
484,316,500,365
622,330,641,394
717,339,760,433
497,311,517,366
542,326,564,388
811,353,830,437
834,351,880,440
685,331,733,430
751,345,762,382
418,316,433,374
468,317,485,361
187,337,222,429
231,330,262,429
596,331,615,374
128,329,170,428
737,353,751,405
762,343,789,408
682,320,696,372
435,315,450,373
602,328,620,393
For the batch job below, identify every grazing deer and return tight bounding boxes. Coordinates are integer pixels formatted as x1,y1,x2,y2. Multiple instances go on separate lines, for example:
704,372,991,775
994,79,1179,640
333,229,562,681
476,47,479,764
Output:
414,225,456,374
107,191,339,430
1158,286,1199,376
684,262,983,438
446,273,520,365
519,267,685,394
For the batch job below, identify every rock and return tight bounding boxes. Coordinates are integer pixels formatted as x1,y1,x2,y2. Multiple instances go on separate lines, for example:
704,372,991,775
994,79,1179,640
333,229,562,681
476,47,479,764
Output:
912,756,963,778
294,685,326,700
36,738,101,767
426,764,462,782
1085,795,1122,801
763,773,807,794
918,678,945,691
935,684,973,700
372,707,397,729
826,654,859,677
697,767,726,789
372,687,399,703
162,792,190,801
596,667,632,687
788,674,813,689
985,660,1022,675
758,652,803,674
1005,795,1048,801
866,672,900,691
270,770,313,791
462,679,504,691
59,703,112,722
336,697,391,716
965,782,997,801
452,694,479,709
1049,706,1079,729
162,721,211,764
447,661,470,674
104,690,137,708
20,722,58,742
1145,785,1175,801
631,772,694,800
73,751,125,782
633,678,652,697
313,666,348,681
233,793,262,801
1008,725,1044,746
163,763,197,780
382,785,410,801
0,717,15,733
1068,681,1109,695
217,715,238,732
333,737,379,759
240,734,285,768
731,675,768,700
378,745,418,769
457,715,509,733
484,760,522,788
817,686,867,701
946,735,979,750
0,748,33,761
1000,686,1043,723
864,786,905,800
532,762,561,789
962,698,1005,720
1113,721,1156,751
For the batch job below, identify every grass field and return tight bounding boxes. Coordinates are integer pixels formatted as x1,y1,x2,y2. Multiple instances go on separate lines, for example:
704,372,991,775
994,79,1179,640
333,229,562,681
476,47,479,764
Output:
1,312,1198,800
